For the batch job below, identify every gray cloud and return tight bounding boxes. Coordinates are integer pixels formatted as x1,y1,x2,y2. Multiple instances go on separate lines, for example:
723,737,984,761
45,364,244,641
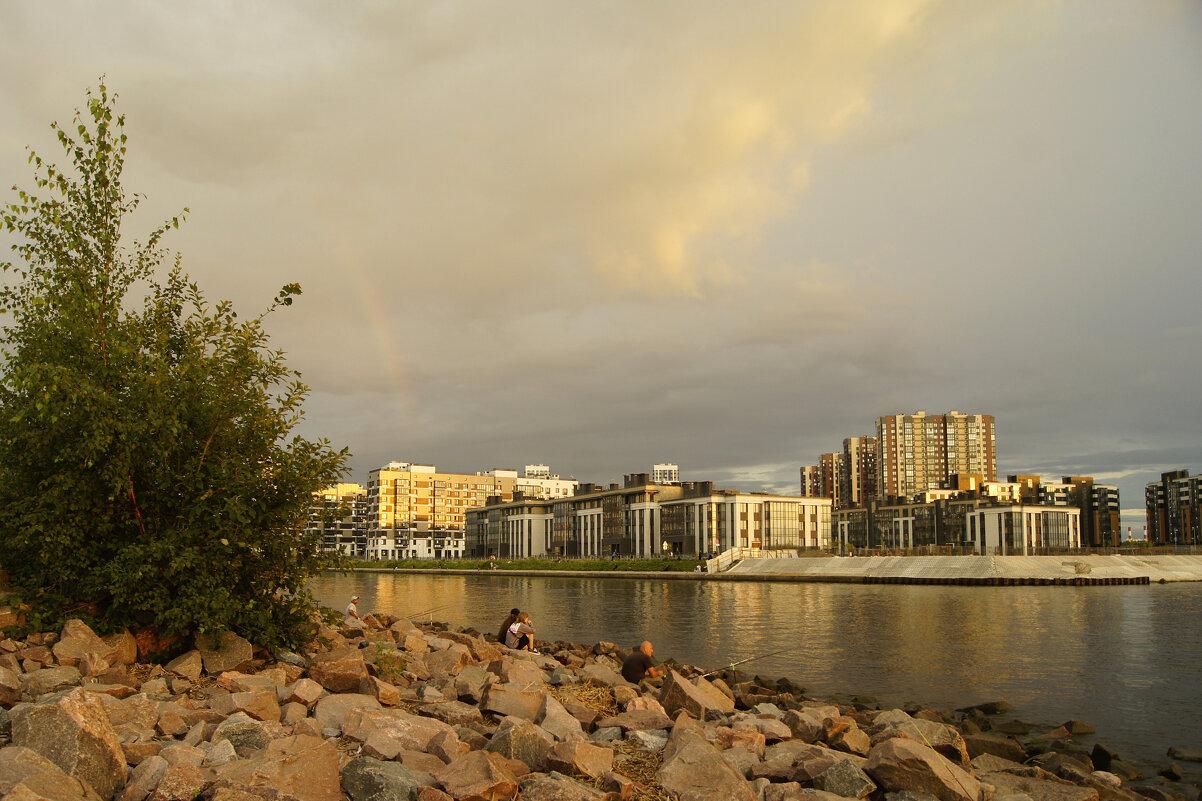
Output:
2,1,1200,532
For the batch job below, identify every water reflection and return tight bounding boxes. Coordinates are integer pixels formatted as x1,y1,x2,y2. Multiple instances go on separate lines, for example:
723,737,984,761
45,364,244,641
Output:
308,572,1201,763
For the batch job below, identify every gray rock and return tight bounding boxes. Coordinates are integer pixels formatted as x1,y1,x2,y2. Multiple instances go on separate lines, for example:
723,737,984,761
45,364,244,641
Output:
341,757,420,801
193,631,253,675
117,755,167,801
484,718,554,770
12,687,128,801
814,758,877,799
625,729,669,750
517,771,607,800
591,726,623,742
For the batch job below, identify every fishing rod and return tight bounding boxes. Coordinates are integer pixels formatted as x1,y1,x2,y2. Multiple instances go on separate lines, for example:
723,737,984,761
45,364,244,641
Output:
407,604,449,620
699,647,794,679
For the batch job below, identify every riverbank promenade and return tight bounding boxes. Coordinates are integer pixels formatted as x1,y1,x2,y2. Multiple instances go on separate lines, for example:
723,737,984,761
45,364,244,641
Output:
358,554,1202,584
725,554,1202,584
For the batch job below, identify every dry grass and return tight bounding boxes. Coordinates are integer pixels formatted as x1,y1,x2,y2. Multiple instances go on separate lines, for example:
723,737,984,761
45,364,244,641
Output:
547,684,676,801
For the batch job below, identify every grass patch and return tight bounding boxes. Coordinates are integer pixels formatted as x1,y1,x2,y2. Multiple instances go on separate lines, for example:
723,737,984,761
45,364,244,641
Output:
360,557,707,573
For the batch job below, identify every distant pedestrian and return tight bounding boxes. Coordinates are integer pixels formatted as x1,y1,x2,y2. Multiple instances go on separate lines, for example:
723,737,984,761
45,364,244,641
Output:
498,608,520,643
621,640,664,683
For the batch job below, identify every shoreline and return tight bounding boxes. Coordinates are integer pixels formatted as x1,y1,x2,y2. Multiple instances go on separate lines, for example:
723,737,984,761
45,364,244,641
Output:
3,615,1200,801
345,553,1202,585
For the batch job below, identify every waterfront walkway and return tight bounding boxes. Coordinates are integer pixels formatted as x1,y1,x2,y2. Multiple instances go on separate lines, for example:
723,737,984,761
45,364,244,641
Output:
358,554,1202,584
726,553,1202,584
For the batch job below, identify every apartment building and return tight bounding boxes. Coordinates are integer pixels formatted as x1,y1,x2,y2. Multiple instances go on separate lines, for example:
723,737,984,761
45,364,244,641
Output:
833,496,1081,555
467,473,830,559
841,436,877,508
800,453,843,505
307,483,369,556
1146,470,1202,545
876,411,996,500
653,463,680,484
363,462,576,560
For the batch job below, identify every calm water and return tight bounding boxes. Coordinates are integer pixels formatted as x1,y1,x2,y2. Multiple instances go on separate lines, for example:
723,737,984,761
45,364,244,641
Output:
308,572,1202,764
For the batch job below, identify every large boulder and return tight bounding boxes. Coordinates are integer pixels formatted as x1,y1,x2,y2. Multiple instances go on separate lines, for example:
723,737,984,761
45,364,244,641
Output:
340,757,421,801
977,770,1102,801
312,693,381,731
812,759,876,799
433,751,518,801
308,648,369,693
211,734,341,801
546,741,613,778
871,710,970,768
480,685,543,721
52,621,110,669
536,694,584,742
484,718,555,771
193,632,253,676
659,670,734,719
0,745,102,801
862,738,980,801
516,771,606,800
657,713,755,801
12,687,128,801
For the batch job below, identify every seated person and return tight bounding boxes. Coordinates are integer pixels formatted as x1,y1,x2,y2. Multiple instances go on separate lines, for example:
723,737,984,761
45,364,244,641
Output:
505,612,538,653
621,640,664,683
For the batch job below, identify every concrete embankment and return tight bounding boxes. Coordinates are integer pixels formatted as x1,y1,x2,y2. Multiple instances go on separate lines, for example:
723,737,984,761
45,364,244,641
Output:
361,554,1202,585
725,554,1202,585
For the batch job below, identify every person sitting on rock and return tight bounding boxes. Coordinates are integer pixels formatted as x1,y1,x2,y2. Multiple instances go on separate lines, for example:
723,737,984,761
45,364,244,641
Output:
345,595,366,629
621,640,664,683
506,611,537,653
497,608,520,643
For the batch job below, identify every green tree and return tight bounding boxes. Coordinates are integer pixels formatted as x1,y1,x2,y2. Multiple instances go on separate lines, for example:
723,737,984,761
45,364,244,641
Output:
0,83,348,649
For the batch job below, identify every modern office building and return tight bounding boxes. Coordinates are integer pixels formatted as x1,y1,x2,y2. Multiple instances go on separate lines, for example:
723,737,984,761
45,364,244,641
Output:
307,483,369,556
467,473,830,559
1146,470,1202,546
363,462,577,560
876,411,996,500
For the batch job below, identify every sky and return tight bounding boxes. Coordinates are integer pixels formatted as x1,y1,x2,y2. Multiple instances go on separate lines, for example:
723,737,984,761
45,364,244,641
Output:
2,2,1200,531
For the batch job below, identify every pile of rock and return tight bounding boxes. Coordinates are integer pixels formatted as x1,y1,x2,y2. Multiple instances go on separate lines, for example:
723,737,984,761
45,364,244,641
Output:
0,614,1198,801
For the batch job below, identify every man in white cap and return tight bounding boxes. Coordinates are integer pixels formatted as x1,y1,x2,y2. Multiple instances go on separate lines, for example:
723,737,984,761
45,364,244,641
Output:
345,595,365,629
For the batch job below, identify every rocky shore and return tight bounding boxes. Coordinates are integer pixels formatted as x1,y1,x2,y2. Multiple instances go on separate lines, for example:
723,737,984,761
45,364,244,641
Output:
1,614,1199,801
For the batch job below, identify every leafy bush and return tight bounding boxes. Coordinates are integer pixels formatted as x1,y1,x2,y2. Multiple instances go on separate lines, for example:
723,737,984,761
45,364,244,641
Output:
0,83,348,648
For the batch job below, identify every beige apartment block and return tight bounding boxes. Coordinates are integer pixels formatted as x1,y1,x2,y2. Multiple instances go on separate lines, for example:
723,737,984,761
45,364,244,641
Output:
876,411,996,500
364,462,578,559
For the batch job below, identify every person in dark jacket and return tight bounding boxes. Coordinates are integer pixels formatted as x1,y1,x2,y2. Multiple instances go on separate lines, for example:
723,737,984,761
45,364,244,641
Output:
497,608,520,643
621,640,664,683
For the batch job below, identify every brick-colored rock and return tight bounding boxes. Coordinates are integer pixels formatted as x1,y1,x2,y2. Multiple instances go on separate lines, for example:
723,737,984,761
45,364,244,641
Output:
117,756,167,801
163,652,202,682
146,762,207,801
209,690,280,722
282,678,324,708
657,716,754,801
595,708,673,732
484,719,554,771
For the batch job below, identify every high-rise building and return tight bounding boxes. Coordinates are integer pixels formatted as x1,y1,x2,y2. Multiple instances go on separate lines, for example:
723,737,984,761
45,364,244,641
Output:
1146,470,1202,546
841,436,877,508
800,453,842,503
875,411,996,500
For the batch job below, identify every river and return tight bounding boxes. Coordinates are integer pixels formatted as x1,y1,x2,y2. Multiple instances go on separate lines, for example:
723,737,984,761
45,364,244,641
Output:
308,572,1201,765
